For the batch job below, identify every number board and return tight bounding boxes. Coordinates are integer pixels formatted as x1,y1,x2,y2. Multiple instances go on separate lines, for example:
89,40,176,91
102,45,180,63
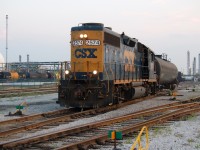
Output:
72,40,83,46
72,40,101,46
86,40,100,46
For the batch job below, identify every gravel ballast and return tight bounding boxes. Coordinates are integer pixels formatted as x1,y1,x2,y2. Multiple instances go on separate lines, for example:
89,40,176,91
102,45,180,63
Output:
0,83,200,149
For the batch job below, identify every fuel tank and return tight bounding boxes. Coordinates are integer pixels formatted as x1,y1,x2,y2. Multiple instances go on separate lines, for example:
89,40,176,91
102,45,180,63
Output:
155,57,178,84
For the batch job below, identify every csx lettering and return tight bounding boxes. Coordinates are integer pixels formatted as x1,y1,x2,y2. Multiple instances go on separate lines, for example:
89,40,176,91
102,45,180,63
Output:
75,49,97,58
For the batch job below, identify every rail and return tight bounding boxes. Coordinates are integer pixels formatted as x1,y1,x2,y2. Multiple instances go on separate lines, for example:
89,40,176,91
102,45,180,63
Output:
56,104,200,150
1,95,200,149
1,102,200,149
0,96,155,137
0,86,58,98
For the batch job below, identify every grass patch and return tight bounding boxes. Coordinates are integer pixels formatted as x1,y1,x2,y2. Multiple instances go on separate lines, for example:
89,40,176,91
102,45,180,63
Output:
124,138,133,144
139,115,145,120
196,131,200,138
187,138,195,144
152,127,164,137
195,144,200,149
174,133,183,138
175,122,181,127
180,114,197,121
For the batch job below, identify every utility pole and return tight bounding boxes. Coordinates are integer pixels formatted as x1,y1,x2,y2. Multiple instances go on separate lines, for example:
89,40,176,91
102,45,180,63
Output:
6,15,8,70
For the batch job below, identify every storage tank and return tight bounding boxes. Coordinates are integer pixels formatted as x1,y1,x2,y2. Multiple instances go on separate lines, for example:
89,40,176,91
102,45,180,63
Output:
155,57,178,84
0,53,5,69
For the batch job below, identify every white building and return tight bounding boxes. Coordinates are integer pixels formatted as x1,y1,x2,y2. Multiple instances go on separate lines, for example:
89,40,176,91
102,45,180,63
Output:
198,54,200,74
0,53,5,70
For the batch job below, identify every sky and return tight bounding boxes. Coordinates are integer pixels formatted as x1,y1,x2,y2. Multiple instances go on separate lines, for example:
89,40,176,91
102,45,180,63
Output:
0,0,200,74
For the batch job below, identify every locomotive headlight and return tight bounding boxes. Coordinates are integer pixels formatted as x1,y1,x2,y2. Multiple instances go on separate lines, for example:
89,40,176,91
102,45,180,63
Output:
65,70,70,75
93,70,98,75
80,34,84,38
83,34,87,38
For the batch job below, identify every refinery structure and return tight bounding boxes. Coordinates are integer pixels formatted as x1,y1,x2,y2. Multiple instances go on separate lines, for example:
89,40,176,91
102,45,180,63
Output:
0,15,61,81
184,51,200,81
0,53,61,81
186,50,200,76
0,14,199,82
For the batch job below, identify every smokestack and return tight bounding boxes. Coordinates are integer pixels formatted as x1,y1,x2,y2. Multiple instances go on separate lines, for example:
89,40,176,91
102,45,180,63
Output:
193,57,196,75
27,54,29,63
187,51,190,75
19,55,21,63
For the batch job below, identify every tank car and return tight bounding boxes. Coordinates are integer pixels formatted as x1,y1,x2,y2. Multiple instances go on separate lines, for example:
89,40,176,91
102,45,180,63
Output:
47,72,55,79
0,71,11,79
155,55,178,89
10,71,19,80
22,72,48,79
58,23,178,108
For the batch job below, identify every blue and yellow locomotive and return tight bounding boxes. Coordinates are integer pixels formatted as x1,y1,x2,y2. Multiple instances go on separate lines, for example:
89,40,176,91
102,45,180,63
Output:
58,23,178,108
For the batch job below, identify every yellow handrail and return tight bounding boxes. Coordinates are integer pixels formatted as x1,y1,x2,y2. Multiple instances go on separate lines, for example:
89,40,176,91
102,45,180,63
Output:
130,126,149,150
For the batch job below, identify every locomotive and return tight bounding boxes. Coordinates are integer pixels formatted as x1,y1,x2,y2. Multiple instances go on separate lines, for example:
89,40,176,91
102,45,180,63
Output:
58,23,178,108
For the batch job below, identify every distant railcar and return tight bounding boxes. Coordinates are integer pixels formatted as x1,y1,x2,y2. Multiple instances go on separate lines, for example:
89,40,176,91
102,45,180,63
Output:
0,70,56,81
47,72,55,79
25,72,49,79
0,71,11,79
39,72,48,79
10,71,19,80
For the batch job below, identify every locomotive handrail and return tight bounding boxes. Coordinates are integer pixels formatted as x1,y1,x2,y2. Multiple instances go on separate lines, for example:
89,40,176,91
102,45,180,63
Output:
109,63,114,80
103,63,110,93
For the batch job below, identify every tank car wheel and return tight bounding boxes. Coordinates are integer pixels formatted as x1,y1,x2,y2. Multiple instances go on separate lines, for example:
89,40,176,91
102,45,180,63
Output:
170,84,177,91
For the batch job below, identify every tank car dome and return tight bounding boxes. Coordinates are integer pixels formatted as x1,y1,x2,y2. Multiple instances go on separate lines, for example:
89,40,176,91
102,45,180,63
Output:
0,53,4,64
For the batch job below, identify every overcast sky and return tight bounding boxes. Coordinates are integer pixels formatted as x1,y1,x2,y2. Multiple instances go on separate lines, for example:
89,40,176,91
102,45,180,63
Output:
0,0,200,73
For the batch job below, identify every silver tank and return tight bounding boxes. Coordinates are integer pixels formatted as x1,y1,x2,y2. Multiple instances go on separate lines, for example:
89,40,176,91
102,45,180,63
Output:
155,57,178,84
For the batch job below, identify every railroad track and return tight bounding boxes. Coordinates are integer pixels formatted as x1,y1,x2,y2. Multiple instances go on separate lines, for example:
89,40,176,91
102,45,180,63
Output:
1,96,200,149
0,108,76,135
0,86,58,98
0,95,156,139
